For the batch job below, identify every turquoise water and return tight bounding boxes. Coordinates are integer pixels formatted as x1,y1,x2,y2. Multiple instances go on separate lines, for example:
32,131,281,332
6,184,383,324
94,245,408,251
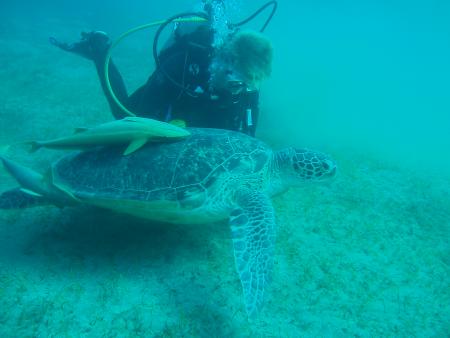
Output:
0,0,449,336
260,1,450,174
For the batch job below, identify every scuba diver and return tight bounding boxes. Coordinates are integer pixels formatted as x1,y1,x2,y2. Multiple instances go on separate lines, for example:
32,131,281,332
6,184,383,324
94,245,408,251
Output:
49,1,277,137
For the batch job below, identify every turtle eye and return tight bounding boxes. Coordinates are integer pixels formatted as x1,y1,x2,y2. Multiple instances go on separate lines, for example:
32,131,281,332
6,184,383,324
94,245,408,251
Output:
322,162,330,170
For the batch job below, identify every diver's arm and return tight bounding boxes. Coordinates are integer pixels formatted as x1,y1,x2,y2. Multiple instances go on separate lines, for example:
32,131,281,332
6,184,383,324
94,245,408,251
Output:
50,31,130,119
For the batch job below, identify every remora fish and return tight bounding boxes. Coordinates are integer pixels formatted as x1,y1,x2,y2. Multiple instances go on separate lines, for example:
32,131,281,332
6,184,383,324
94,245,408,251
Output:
0,156,78,206
29,117,190,155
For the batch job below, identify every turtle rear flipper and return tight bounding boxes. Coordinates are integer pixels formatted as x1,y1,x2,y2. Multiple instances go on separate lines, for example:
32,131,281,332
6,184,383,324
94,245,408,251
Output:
0,188,51,209
230,189,276,318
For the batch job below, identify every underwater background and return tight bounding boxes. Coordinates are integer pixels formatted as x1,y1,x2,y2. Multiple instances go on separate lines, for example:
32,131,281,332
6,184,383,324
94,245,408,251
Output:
0,0,449,336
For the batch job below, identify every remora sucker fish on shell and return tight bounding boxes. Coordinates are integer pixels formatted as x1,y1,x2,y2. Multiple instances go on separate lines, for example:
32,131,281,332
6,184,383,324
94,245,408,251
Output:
28,117,190,155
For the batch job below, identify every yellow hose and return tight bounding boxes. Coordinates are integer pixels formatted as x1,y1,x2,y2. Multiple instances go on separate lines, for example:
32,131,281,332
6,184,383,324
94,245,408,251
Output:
104,17,208,117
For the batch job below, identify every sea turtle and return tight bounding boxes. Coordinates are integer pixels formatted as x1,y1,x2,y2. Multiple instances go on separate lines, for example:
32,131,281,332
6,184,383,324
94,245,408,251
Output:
0,128,336,317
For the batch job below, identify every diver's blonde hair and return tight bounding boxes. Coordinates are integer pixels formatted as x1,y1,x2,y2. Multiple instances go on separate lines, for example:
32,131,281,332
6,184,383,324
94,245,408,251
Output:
228,30,273,87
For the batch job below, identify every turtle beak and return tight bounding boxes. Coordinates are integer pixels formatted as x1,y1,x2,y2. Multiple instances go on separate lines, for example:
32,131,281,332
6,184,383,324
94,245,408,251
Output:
319,159,337,180
327,161,337,178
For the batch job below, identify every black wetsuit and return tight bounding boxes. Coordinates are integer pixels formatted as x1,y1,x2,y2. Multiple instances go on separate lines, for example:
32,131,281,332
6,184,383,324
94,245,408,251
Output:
94,23,259,136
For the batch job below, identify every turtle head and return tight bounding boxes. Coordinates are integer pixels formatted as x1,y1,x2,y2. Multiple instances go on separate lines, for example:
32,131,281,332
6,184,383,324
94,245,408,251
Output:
275,148,337,186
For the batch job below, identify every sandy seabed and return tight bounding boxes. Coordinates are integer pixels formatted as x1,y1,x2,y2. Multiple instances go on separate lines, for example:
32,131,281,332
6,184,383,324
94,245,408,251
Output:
0,18,449,337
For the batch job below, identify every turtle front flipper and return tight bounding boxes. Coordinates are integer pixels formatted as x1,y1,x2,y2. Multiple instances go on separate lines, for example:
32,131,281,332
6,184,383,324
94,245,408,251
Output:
230,189,276,318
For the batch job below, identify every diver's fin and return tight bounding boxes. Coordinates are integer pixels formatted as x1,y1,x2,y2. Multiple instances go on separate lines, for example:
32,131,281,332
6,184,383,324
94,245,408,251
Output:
124,138,148,155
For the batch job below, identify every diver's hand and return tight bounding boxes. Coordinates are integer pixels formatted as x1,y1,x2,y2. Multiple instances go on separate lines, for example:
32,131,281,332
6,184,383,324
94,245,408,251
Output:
49,31,111,61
